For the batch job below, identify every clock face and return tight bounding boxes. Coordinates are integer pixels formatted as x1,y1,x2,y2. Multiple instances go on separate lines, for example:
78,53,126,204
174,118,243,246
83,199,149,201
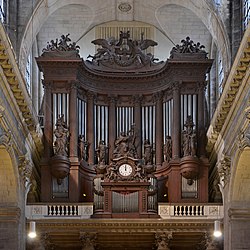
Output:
118,164,133,177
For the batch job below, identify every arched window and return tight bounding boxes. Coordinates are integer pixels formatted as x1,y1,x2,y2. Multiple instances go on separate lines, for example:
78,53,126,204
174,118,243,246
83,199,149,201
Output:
0,0,6,23
243,0,250,30
25,53,31,94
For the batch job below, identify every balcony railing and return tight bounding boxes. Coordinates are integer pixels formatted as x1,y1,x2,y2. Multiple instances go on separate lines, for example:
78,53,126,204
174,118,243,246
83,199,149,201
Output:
158,203,224,219
26,203,223,220
26,203,93,219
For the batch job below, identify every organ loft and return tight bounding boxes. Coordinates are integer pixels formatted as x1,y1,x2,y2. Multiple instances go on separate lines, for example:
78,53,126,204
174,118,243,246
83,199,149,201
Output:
36,32,213,217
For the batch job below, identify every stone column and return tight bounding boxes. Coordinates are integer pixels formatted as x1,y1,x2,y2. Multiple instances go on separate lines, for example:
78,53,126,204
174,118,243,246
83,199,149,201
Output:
197,81,206,157
87,92,95,165
154,92,163,166
108,95,116,161
80,232,97,250
155,232,172,250
69,82,78,161
43,83,53,160
134,95,142,159
172,82,181,159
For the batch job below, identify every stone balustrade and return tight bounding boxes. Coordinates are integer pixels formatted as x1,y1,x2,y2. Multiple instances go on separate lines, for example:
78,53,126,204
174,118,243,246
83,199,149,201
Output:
158,203,223,219
26,203,93,219
26,203,223,220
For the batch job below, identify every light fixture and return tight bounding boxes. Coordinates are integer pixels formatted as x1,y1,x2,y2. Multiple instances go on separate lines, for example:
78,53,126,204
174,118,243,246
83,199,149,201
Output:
213,220,222,237
28,221,37,239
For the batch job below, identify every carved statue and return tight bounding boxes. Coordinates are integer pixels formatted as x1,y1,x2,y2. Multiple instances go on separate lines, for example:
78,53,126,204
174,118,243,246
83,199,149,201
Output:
163,135,172,162
106,163,117,181
170,36,207,58
43,33,80,53
134,163,143,180
96,140,108,164
143,139,153,165
87,31,161,68
182,116,197,157
54,115,69,156
113,124,138,159
78,135,89,161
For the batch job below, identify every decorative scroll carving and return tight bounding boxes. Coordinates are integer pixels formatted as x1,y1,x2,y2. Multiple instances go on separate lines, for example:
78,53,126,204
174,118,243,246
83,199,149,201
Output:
182,116,197,157
113,124,138,159
155,232,172,250
237,129,250,150
0,130,12,149
105,162,118,181
53,115,69,157
18,155,32,197
163,135,172,162
87,31,162,70
197,233,221,250
118,2,132,12
80,232,97,250
41,233,55,250
170,37,208,59
217,154,231,190
42,34,80,54
78,135,90,161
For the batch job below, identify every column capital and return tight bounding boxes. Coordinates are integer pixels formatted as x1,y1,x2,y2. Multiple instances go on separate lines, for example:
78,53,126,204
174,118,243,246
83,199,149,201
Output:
153,91,164,103
197,81,207,91
69,80,79,89
86,91,96,101
0,130,13,152
108,95,117,104
171,81,181,91
132,94,143,105
80,232,97,250
155,231,172,250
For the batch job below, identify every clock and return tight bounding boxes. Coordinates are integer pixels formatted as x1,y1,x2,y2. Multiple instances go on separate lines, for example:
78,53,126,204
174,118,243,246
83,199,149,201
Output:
118,163,133,177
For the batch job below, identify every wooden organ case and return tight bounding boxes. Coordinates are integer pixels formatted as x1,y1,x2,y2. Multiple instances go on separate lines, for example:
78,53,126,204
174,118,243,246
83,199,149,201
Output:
36,33,213,216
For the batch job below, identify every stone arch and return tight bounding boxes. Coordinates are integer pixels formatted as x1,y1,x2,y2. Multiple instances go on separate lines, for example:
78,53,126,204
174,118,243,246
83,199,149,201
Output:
19,0,230,76
0,145,23,249
153,0,230,73
0,146,19,205
230,147,250,202
19,0,113,74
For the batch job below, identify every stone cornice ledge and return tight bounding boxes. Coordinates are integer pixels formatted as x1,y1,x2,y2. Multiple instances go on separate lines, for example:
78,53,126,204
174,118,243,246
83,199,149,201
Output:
0,23,43,153
0,206,21,222
228,207,250,219
207,25,250,153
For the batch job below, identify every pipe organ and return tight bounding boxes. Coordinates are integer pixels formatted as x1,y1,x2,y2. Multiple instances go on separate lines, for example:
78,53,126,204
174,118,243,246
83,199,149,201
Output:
36,33,213,215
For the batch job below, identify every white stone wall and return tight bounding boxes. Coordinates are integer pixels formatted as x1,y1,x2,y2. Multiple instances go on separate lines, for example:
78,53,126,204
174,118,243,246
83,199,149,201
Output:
156,4,212,57
37,4,94,57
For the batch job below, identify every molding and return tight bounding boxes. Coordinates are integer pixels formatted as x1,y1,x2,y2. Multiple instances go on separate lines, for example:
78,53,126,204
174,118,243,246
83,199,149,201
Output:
0,22,43,154
35,220,213,232
228,208,250,220
0,206,21,223
207,25,250,153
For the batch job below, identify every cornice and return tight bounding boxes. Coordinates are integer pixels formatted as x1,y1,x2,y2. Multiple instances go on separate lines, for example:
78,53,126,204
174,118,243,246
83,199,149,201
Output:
35,219,213,232
76,60,212,95
0,23,43,155
0,206,21,223
207,25,250,153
